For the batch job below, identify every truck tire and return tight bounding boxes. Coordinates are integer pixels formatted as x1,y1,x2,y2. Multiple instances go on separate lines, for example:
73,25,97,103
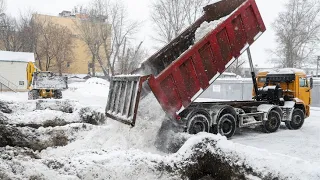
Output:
187,113,210,134
285,109,304,130
28,90,39,100
215,114,236,138
263,110,281,133
54,90,62,99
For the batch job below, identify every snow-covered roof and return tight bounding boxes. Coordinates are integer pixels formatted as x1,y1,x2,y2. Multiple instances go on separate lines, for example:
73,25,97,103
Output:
268,68,306,75
222,72,237,76
0,51,35,63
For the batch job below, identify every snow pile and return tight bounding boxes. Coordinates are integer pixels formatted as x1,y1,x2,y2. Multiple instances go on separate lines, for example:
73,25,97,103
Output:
195,0,247,43
65,77,110,108
170,133,320,179
1,132,320,179
68,77,109,94
195,16,229,42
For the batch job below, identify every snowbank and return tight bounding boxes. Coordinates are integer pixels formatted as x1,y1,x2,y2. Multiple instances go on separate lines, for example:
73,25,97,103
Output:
1,132,320,180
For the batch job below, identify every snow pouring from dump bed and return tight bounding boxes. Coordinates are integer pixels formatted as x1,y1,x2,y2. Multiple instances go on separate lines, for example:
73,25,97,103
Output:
39,92,167,159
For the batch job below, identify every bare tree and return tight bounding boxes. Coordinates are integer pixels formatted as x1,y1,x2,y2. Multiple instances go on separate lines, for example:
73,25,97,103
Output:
18,11,38,53
77,0,140,77
0,12,41,53
272,0,320,68
0,0,6,15
151,0,212,44
0,15,23,51
118,41,148,74
51,25,74,76
30,16,74,72
227,57,246,76
76,17,104,76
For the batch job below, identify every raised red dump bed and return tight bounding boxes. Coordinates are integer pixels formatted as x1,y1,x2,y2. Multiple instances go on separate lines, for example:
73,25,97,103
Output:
106,0,266,126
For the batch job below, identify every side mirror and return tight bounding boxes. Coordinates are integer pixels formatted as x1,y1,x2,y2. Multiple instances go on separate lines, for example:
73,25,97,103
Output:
310,77,313,89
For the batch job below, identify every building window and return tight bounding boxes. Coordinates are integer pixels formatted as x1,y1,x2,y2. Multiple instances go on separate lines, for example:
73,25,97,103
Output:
19,81,24,86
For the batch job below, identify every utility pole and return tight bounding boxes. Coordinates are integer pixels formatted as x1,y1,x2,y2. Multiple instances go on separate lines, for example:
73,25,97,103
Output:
317,56,320,77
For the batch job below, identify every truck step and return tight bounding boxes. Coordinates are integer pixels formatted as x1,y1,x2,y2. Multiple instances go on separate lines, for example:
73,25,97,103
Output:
240,121,263,128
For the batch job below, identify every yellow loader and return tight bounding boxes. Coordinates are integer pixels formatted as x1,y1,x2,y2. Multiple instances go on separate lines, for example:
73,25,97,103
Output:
26,62,68,100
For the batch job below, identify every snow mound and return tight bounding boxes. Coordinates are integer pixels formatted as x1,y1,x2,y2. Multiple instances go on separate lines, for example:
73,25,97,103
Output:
85,77,109,86
65,77,110,107
174,133,320,180
2,132,320,180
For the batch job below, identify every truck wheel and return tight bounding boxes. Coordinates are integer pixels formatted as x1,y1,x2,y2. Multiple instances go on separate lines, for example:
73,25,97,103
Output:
285,109,304,130
263,110,281,133
215,114,236,138
28,90,39,100
54,90,62,99
187,114,210,134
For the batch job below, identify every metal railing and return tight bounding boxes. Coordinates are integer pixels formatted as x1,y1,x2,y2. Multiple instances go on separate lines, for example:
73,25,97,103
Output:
0,74,18,92
199,78,320,107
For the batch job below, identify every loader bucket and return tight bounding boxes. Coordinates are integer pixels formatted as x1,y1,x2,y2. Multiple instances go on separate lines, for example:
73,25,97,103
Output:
32,72,68,90
105,75,149,127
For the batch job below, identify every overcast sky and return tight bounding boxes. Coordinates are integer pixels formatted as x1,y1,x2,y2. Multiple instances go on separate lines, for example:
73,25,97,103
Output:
6,0,288,68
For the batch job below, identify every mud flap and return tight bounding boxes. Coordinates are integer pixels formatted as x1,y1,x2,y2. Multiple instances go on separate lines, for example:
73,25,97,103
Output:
105,75,149,127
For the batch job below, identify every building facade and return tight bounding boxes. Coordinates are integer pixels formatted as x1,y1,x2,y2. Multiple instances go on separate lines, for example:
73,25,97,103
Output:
0,51,35,92
33,13,110,75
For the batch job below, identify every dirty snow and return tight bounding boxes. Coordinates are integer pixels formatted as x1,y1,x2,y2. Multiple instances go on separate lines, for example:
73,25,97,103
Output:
1,77,320,179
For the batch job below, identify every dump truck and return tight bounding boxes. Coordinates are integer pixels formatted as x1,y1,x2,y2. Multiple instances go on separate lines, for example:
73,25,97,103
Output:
27,62,68,100
105,0,312,138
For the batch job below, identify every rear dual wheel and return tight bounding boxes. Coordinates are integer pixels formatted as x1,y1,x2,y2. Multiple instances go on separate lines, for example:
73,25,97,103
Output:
187,112,237,138
187,114,210,134
211,114,236,138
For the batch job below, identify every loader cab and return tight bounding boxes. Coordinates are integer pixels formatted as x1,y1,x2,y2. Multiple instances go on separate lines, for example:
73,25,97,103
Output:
256,68,312,117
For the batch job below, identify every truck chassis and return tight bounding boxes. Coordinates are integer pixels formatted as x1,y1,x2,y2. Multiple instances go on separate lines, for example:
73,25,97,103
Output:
178,100,302,138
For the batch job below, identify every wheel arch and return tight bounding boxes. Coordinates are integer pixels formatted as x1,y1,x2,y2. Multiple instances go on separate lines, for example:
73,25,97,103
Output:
210,105,237,126
185,109,211,124
257,104,283,120
293,98,307,116
294,103,306,115
185,109,211,133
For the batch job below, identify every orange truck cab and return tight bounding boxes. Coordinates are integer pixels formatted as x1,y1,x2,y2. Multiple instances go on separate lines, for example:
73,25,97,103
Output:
255,68,312,118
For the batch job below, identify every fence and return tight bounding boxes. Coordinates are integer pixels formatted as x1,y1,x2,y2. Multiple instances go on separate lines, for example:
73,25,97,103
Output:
199,78,320,107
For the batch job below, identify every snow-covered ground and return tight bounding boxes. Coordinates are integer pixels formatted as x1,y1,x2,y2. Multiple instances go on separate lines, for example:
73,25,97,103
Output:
233,107,320,164
0,78,320,179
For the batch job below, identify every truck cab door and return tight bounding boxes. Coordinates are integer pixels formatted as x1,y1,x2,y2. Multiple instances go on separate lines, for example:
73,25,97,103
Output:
297,76,311,106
